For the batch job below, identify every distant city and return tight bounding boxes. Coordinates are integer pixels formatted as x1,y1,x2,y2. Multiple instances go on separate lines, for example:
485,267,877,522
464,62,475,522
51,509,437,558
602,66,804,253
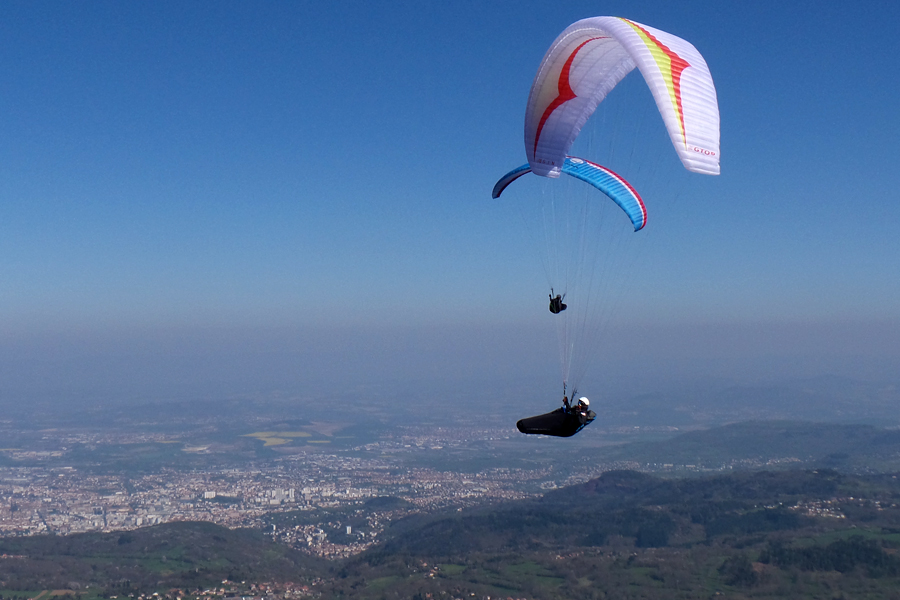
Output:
0,423,624,558
0,404,835,561
1,376,898,567
4,387,900,599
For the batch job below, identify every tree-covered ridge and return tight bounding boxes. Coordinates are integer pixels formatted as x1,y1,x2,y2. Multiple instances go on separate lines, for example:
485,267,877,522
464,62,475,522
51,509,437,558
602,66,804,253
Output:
332,469,900,598
362,469,887,559
0,521,328,591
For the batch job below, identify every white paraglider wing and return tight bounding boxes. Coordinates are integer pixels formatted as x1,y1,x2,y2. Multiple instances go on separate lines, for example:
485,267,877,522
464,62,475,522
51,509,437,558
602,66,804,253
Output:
525,17,720,177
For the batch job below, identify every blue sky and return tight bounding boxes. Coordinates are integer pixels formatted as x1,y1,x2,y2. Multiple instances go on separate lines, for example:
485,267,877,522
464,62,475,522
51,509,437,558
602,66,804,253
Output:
1,1,898,408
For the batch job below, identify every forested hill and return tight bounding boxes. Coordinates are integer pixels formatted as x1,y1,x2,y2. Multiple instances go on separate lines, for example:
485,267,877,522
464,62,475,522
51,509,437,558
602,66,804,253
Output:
338,468,900,599
367,469,891,559
0,521,329,591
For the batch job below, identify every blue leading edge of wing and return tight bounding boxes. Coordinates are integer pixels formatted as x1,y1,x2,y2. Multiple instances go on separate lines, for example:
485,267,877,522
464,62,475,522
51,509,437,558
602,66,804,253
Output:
561,157,646,231
491,156,647,231
490,163,532,200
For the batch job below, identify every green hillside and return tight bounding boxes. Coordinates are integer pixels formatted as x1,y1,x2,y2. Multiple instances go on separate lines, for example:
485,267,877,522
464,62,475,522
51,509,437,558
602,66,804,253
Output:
326,469,900,598
0,521,327,591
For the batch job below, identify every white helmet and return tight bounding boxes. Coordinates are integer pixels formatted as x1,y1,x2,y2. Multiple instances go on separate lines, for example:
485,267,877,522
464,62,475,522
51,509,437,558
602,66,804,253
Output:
578,397,589,407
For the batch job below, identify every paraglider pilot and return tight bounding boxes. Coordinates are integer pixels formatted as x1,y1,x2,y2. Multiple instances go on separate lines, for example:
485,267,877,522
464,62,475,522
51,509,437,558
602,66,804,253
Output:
571,397,593,424
549,293,567,314
516,395,595,437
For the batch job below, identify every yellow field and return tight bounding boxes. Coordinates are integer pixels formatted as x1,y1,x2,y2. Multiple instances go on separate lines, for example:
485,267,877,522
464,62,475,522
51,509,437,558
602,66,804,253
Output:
244,431,312,438
242,431,312,447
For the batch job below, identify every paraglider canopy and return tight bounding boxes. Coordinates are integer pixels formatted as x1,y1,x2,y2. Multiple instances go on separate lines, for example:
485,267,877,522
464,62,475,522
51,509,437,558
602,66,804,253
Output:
525,16,720,178
500,16,721,434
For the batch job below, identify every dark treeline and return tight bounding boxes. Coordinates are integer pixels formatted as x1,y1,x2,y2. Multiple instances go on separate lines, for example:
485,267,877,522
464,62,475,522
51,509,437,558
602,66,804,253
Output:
365,469,847,560
760,536,900,577
0,521,329,591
